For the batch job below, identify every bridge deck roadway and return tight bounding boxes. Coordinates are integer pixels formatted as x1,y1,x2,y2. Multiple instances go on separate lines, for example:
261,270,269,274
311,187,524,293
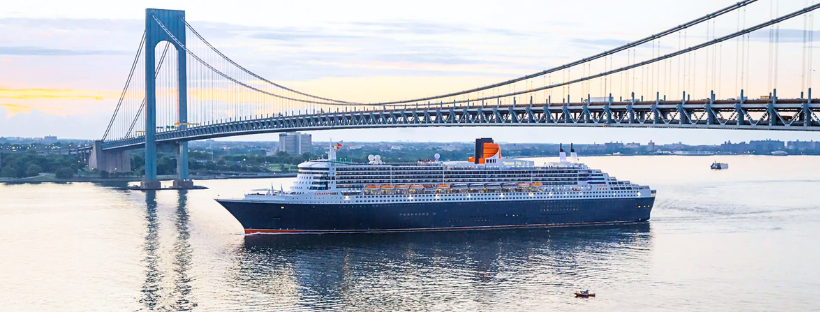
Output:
101,98,820,151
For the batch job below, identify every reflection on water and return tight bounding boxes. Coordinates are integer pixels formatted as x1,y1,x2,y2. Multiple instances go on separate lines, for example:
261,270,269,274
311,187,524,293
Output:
139,191,162,310
139,190,196,311
233,224,651,310
3,156,820,311
171,190,195,311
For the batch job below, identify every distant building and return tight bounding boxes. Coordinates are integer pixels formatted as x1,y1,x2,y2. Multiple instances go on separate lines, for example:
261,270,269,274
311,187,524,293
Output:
278,132,312,154
42,136,57,144
720,140,749,154
624,142,641,149
749,139,784,153
787,140,820,152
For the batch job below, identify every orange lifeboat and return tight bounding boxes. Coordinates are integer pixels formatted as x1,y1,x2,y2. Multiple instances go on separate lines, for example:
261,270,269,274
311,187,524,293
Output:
381,184,394,189
365,185,379,189
437,184,450,188
410,184,425,189
396,184,410,189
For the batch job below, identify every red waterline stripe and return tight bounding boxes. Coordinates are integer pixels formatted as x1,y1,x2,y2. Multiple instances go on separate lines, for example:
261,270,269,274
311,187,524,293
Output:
244,220,645,235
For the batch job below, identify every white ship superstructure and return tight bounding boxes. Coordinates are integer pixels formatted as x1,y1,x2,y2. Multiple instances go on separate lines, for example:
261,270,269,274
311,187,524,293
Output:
245,141,655,205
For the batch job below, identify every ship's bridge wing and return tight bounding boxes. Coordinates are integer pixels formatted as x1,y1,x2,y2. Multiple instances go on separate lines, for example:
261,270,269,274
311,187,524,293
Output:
298,161,331,169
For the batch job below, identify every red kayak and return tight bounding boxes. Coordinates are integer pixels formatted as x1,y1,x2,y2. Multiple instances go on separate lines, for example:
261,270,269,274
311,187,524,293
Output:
575,292,596,298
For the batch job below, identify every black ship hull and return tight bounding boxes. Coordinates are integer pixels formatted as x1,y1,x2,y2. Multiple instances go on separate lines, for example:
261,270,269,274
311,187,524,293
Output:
217,197,655,234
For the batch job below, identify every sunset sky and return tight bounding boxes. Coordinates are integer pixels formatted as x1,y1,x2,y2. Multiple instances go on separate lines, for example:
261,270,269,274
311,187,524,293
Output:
3,0,820,144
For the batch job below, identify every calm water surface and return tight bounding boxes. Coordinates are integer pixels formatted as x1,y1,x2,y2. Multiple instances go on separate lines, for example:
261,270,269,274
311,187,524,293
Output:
1,156,819,311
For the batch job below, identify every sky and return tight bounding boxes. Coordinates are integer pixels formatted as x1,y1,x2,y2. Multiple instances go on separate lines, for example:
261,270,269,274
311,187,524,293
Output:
2,0,820,144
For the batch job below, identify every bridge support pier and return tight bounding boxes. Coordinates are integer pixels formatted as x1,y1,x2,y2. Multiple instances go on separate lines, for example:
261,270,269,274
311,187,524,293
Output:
141,8,190,190
89,140,132,175
173,141,193,189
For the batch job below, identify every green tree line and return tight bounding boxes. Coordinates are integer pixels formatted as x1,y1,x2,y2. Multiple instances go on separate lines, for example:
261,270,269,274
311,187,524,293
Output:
0,152,81,179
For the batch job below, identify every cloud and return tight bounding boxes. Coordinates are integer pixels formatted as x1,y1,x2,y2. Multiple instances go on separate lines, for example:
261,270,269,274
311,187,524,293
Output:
0,17,141,32
250,29,361,41
374,49,482,65
572,38,631,48
0,88,109,100
351,20,530,37
0,46,123,56
352,21,469,35
0,103,68,118
748,29,820,43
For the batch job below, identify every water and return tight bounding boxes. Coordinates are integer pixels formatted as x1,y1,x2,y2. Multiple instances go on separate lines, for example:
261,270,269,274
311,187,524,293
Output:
1,155,819,311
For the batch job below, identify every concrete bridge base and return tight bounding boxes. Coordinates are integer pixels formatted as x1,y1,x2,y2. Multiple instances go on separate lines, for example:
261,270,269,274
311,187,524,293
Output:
173,179,194,189
140,180,162,190
89,140,132,174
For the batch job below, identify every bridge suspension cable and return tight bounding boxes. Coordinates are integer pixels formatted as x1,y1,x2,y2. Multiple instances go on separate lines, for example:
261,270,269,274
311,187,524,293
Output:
182,21,351,105
153,16,352,106
101,31,145,141
125,42,172,138
152,1,765,108
362,0,759,105
407,2,820,106
166,0,758,107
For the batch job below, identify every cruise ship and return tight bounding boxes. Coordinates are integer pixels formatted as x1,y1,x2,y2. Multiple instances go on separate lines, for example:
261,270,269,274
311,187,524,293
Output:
216,138,656,234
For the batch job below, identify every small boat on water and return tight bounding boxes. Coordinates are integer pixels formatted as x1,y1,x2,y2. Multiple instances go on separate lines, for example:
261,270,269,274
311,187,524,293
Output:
710,161,729,170
575,290,596,298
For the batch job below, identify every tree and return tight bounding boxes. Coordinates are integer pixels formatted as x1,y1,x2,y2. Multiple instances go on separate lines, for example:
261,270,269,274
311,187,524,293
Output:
25,164,42,177
99,170,109,178
1,166,17,178
55,167,74,179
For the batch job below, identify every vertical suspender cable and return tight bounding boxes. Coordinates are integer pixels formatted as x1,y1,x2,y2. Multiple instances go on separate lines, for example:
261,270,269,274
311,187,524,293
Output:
774,0,781,90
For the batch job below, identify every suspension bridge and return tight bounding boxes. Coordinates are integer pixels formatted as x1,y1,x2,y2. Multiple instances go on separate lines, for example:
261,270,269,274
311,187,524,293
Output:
88,1,820,189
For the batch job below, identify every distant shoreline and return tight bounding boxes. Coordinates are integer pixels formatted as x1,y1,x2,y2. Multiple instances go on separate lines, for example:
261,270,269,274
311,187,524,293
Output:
0,173,297,184
509,153,808,159
2,153,809,184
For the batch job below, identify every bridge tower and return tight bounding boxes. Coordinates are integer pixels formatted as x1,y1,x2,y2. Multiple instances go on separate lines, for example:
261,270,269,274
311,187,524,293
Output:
141,8,191,190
